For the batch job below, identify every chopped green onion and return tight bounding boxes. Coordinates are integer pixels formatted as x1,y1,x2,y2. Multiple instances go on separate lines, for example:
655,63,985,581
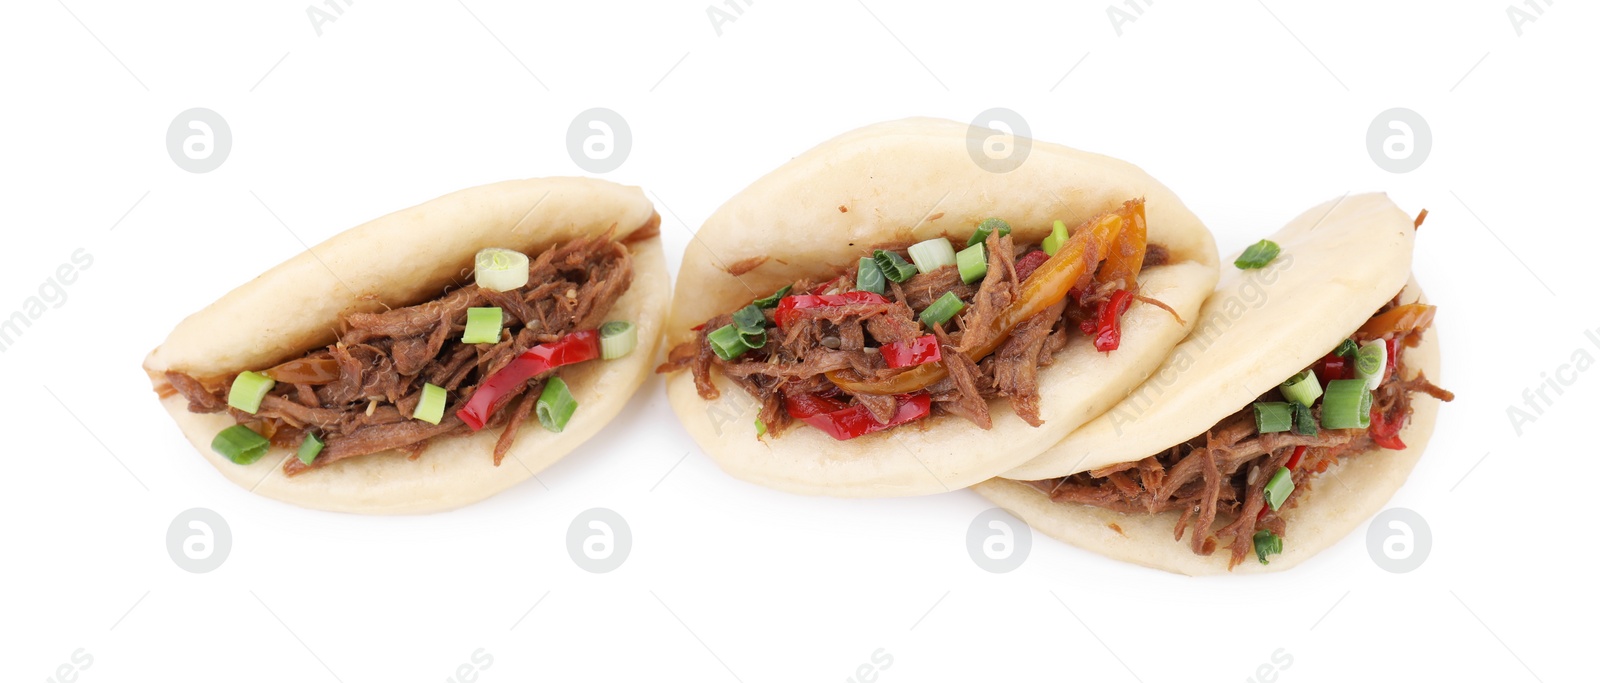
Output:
1234,239,1281,269
956,243,987,284
462,307,504,344
856,257,886,295
732,304,766,335
1253,529,1283,565
1264,466,1294,510
474,248,530,292
1321,379,1373,429
1293,402,1317,436
708,324,755,360
907,237,957,274
730,304,767,349
967,217,1012,247
413,383,447,425
1354,340,1387,390
1279,370,1323,407
1334,338,1359,358
873,250,919,282
211,425,270,465
754,418,767,436
599,321,637,360
536,377,577,432
1253,402,1293,433
1042,219,1069,256
227,371,275,415
751,284,792,308
297,432,324,466
919,291,966,327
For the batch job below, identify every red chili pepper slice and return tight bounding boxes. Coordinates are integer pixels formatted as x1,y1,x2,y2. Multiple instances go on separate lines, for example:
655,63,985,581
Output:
1368,405,1407,450
879,334,942,369
783,392,931,441
1015,249,1050,282
1286,445,1307,470
1083,289,1134,352
456,330,601,431
773,292,891,329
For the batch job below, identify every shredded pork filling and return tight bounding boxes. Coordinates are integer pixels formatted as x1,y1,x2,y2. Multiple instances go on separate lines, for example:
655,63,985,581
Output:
659,230,1171,437
165,233,635,475
1027,298,1455,568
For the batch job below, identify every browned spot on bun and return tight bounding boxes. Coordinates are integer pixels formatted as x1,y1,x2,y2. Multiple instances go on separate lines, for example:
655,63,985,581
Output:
1108,523,1124,536
838,205,848,213
727,256,768,276
927,212,944,221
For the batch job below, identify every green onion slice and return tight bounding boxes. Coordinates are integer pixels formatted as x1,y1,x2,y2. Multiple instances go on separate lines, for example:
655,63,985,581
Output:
1279,369,1323,407
211,425,270,465
462,307,504,344
967,217,1012,247
907,237,957,274
732,304,766,335
297,432,324,466
708,324,754,361
1321,379,1372,429
413,383,447,425
1354,339,1387,390
872,250,919,283
1042,219,1069,256
956,243,987,284
228,371,276,415
751,284,792,308
599,321,637,360
1264,466,1294,510
1253,529,1283,565
919,291,966,327
754,418,767,437
1234,239,1281,269
1334,338,1359,358
1253,401,1294,434
856,257,886,295
474,248,531,292
536,377,578,432
1293,402,1317,436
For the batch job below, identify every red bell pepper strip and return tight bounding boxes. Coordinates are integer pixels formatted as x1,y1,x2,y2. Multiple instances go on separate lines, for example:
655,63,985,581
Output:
1014,249,1050,282
784,392,931,441
1315,352,1348,385
456,330,601,431
1083,289,1134,352
879,334,942,369
773,292,891,329
1384,337,1401,383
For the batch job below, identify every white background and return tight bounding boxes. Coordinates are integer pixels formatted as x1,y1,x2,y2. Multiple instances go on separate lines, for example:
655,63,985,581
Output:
2,1,1594,681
